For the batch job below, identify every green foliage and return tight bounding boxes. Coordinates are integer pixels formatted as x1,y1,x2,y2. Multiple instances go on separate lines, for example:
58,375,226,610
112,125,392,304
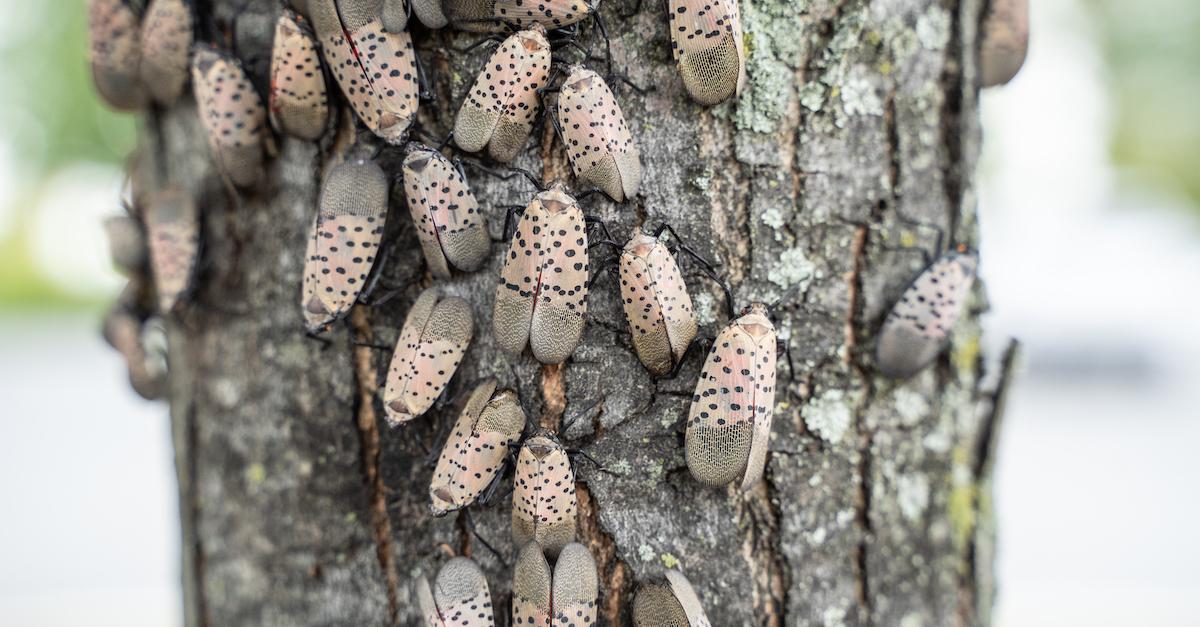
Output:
1083,0,1200,207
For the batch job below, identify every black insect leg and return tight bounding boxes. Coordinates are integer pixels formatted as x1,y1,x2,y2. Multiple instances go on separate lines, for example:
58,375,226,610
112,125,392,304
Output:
460,508,507,565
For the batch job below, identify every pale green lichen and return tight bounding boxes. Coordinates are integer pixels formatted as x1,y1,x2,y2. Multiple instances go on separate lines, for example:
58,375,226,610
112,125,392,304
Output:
734,0,815,132
245,463,266,488
638,544,656,562
897,473,930,522
893,387,930,426
802,389,853,444
767,247,815,291
915,6,951,51
839,67,884,117
660,553,679,569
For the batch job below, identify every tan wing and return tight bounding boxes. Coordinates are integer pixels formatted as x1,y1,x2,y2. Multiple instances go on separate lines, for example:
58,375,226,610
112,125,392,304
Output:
685,321,756,486
512,434,577,558
88,0,145,110
191,48,266,187
139,0,192,105
269,10,329,140
621,241,672,375
667,0,746,104
512,542,552,627
493,0,592,29
528,193,587,364
492,197,544,357
143,188,199,314
557,67,641,201
384,291,473,425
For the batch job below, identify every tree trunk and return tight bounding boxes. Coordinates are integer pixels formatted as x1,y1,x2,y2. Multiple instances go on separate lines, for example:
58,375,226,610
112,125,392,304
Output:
146,0,1014,625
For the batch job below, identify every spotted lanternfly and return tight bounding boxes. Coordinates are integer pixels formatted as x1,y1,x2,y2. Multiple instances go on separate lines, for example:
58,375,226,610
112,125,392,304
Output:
418,557,496,626
310,0,419,144
104,215,147,277
552,542,599,626
88,0,146,111
139,0,193,105
143,187,200,314
556,66,642,202
301,159,389,334
430,380,526,515
512,541,552,626
269,9,329,141
685,303,776,490
512,430,577,558
191,47,267,188
875,249,977,379
383,287,474,426
980,0,1028,87
401,145,491,279
453,25,551,164
666,0,746,105
492,184,589,365
619,226,698,376
632,570,712,627
444,0,594,32
103,282,167,401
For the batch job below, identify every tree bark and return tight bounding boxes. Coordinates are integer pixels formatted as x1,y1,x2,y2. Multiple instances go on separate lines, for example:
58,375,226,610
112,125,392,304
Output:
145,0,1013,625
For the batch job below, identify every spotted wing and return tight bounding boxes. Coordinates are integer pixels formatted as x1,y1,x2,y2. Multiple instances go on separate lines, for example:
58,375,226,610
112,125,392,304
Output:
647,242,698,364
876,252,977,378
144,189,199,314
685,322,757,486
139,0,192,105
421,152,489,274
512,542,552,627
552,543,598,627
528,201,588,364
384,292,473,425
621,246,673,375
270,10,329,140
435,558,495,626
88,0,145,110
493,0,593,29
493,201,544,357
346,20,419,141
667,0,746,104
738,325,776,491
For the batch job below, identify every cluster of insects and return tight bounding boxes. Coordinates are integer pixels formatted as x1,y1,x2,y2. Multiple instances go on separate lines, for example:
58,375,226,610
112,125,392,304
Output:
91,0,985,623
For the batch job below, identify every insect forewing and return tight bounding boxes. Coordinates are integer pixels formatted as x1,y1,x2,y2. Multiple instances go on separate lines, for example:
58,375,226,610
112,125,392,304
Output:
417,574,443,626
140,0,193,105
493,0,593,29
270,9,329,140
512,432,577,558
556,66,642,202
667,0,747,105
384,287,474,426
875,251,977,379
552,542,599,626
88,0,146,110
512,542,552,626
301,160,389,333
527,190,588,364
981,0,1028,87
143,187,199,314
430,380,526,515
191,48,267,187
632,580,690,627
665,570,713,627
433,557,496,626
685,304,776,489
402,146,491,278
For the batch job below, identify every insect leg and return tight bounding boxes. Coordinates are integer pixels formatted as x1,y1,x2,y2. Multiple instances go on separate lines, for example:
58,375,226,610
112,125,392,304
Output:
413,50,436,102
498,205,527,242
653,335,710,381
460,508,507,565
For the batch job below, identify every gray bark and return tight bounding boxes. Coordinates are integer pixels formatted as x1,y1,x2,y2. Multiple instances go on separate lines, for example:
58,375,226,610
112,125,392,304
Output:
145,0,1014,625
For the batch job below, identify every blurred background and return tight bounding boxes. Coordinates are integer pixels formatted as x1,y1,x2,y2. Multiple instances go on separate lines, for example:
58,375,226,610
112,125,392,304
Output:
0,0,1197,625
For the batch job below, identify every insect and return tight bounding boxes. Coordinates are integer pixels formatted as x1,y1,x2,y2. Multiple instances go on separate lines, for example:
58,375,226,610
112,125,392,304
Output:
103,281,167,401
382,287,474,426
430,380,526,515
269,8,329,141
310,0,419,144
453,25,552,163
401,145,492,279
512,430,577,558
555,65,642,202
614,225,699,377
417,556,496,626
87,0,146,111
443,0,595,32
301,158,390,334
142,186,200,314
685,302,776,490
104,214,147,277
191,47,267,188
980,0,1029,87
139,0,193,106
492,184,589,365
632,570,712,627
666,0,746,105
511,540,598,626
875,248,977,379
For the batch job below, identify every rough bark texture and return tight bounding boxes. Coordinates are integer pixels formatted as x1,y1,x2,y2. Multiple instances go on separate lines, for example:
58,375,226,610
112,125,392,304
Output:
148,0,1014,625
